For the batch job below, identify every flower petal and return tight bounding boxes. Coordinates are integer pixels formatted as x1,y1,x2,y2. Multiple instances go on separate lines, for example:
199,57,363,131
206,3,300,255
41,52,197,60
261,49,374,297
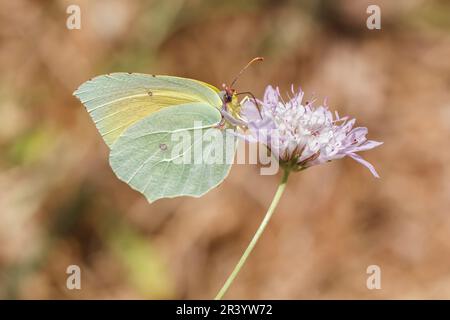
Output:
263,85,279,106
351,140,384,152
348,153,380,178
241,99,262,122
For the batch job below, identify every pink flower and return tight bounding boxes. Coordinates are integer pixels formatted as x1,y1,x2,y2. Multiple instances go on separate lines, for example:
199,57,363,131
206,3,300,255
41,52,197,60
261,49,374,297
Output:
233,85,383,177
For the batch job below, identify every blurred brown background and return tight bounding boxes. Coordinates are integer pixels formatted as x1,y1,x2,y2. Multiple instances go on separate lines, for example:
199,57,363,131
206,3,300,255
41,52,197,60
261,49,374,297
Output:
1,0,450,299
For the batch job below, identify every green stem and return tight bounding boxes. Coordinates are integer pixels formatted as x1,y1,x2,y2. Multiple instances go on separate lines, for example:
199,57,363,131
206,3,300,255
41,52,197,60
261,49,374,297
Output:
214,168,290,300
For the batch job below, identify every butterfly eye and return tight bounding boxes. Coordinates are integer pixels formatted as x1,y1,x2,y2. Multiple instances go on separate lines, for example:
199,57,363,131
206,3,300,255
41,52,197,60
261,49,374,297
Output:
224,91,234,103
219,90,231,103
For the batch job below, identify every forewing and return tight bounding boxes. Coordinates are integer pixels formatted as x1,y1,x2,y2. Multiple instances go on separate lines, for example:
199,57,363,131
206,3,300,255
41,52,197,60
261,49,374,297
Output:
73,73,222,147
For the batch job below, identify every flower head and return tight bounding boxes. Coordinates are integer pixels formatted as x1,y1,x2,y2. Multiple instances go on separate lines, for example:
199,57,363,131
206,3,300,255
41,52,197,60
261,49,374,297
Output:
233,85,382,177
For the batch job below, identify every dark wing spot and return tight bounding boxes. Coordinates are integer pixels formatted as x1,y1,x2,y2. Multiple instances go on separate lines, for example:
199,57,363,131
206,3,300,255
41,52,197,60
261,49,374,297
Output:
159,143,168,151
148,91,153,97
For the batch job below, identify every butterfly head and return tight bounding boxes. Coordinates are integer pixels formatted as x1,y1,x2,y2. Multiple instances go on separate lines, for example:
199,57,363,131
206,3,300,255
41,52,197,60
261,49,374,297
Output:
218,57,263,128
220,57,263,108
221,85,236,104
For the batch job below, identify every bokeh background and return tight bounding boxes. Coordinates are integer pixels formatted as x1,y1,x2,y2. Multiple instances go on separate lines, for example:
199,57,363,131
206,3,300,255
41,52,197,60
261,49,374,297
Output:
1,0,450,299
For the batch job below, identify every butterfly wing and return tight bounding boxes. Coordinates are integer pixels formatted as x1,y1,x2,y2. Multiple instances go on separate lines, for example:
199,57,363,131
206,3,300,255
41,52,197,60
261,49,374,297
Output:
74,72,236,202
73,73,223,147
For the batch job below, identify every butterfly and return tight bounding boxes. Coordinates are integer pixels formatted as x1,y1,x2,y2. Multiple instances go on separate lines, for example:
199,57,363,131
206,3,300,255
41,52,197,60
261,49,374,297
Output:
73,58,263,202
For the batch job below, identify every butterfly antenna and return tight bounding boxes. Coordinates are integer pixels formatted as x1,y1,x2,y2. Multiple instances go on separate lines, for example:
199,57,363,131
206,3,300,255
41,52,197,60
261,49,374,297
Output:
230,57,264,88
